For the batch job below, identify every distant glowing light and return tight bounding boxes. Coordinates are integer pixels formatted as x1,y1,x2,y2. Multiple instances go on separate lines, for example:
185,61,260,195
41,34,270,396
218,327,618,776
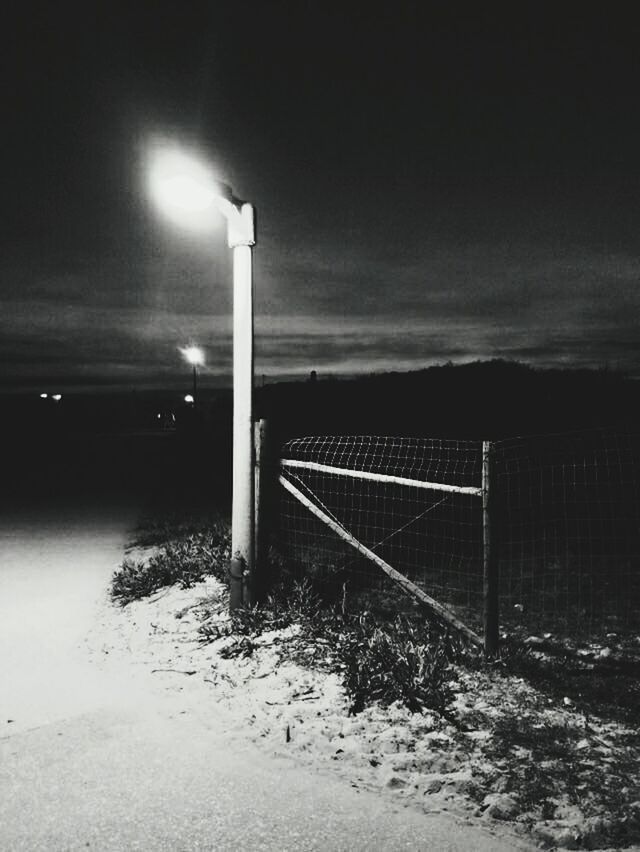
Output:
181,345,205,366
40,393,48,399
184,394,195,404
51,394,62,402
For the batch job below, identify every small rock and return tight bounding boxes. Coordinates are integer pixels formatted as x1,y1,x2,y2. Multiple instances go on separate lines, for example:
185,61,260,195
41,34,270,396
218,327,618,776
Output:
423,778,443,794
385,775,407,789
492,775,510,794
448,777,477,796
482,793,520,820
533,824,580,850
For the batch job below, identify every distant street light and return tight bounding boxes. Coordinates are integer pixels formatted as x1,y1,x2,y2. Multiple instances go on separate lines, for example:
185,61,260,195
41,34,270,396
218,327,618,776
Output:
149,143,256,611
180,345,205,404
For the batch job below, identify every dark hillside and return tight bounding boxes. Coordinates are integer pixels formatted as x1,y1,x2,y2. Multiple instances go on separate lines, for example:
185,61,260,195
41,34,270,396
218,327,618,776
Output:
256,361,638,442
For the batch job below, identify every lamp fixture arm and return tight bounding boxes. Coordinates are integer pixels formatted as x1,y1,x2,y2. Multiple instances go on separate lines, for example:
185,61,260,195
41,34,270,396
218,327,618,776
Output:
216,199,256,248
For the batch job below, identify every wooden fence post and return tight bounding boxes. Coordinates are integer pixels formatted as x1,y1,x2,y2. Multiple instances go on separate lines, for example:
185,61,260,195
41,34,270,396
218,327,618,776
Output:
482,440,500,657
254,418,270,603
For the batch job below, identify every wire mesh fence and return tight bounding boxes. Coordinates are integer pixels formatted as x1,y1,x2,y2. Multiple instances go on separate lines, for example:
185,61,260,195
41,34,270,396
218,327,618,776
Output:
277,436,485,632
493,429,640,636
275,429,640,642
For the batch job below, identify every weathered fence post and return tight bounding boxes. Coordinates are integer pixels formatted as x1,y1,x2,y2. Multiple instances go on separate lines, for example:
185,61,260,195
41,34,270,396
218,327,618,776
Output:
482,440,500,657
254,418,270,603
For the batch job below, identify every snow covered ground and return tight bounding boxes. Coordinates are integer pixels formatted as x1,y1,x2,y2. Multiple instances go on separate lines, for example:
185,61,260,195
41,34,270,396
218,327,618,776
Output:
87,565,640,852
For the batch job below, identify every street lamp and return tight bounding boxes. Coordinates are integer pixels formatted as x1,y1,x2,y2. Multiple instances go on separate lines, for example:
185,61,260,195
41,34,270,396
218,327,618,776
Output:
149,143,256,611
180,345,205,404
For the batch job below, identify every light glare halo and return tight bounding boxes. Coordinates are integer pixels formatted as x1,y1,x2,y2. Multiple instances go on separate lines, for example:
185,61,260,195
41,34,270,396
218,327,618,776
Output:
147,144,222,230
180,345,205,366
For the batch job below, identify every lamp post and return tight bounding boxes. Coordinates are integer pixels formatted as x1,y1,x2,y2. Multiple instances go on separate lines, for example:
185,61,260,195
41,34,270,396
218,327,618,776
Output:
149,145,256,611
181,345,205,406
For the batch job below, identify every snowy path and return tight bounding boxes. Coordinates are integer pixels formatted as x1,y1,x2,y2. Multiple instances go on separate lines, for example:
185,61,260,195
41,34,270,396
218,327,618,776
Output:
0,498,140,734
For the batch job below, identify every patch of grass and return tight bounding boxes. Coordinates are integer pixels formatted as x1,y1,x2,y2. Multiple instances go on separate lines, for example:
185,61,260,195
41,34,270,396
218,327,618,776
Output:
218,635,257,659
337,615,455,716
130,509,229,549
486,712,582,764
472,711,640,848
199,573,457,718
197,577,322,646
498,637,640,725
111,556,176,605
111,522,230,606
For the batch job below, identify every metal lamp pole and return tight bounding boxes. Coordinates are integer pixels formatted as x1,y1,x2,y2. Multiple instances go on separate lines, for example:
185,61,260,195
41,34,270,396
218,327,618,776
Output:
181,346,204,409
223,199,256,611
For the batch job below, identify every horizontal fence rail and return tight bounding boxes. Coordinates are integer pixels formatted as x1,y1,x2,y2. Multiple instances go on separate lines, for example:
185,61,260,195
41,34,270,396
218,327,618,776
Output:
280,458,483,496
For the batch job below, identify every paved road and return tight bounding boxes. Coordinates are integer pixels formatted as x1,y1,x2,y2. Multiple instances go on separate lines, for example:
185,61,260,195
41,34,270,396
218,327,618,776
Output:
0,498,534,851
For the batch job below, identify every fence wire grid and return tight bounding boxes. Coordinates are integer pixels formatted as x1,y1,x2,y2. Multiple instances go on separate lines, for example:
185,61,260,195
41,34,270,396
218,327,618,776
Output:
278,436,485,629
493,429,640,635
276,429,640,639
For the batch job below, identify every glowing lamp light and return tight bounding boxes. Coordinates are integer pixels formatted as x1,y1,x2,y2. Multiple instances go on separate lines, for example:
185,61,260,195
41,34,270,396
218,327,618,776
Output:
40,393,48,399
147,145,230,231
51,394,62,402
184,394,195,404
181,345,205,367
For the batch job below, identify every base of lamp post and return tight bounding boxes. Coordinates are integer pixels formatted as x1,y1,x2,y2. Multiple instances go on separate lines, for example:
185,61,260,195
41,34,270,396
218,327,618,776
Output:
228,556,245,611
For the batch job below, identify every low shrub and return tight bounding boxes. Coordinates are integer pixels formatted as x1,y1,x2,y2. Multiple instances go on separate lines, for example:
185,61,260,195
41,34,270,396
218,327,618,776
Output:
199,569,457,717
116,517,457,717
337,615,455,716
111,523,231,606
198,578,322,644
110,557,175,605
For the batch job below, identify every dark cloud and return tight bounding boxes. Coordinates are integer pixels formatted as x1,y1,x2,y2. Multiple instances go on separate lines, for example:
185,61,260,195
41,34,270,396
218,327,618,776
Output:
1,3,639,390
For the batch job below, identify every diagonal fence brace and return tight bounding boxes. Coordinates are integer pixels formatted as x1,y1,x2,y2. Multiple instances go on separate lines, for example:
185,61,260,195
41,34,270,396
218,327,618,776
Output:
279,473,483,648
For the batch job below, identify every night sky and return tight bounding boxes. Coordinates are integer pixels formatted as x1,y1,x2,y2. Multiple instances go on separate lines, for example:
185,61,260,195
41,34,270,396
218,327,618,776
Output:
2,2,640,392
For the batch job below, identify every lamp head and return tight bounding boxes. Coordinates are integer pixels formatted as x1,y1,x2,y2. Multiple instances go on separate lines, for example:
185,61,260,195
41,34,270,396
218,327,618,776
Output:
147,144,231,230
181,345,205,367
